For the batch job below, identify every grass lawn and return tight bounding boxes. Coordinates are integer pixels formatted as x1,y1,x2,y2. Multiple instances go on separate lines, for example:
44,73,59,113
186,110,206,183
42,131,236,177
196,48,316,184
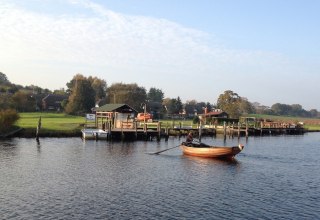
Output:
16,112,86,132
15,112,320,136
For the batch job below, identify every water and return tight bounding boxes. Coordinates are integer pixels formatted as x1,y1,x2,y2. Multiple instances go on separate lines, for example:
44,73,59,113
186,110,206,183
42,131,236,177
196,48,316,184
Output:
1,133,319,219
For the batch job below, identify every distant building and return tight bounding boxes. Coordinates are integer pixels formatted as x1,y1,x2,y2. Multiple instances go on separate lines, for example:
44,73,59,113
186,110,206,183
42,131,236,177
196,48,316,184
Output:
42,94,68,111
200,110,229,118
198,109,232,124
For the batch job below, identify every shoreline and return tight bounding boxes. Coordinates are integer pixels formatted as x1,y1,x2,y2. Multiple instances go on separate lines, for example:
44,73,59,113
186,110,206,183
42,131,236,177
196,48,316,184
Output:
1,127,319,139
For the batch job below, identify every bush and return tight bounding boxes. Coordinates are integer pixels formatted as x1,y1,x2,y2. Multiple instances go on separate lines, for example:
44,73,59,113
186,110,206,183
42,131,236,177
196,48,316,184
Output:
0,109,20,132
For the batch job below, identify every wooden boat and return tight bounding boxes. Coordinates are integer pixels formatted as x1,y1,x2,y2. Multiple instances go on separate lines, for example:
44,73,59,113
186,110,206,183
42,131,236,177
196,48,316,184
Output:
180,142,244,159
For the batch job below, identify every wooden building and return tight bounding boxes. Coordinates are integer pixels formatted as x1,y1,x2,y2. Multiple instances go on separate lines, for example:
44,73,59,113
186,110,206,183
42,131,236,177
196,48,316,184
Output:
95,104,137,130
199,110,230,124
84,103,163,140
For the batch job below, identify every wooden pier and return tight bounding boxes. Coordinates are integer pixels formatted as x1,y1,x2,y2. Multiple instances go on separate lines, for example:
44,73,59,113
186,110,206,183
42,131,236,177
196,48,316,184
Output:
83,105,305,141
101,121,164,141
220,120,305,139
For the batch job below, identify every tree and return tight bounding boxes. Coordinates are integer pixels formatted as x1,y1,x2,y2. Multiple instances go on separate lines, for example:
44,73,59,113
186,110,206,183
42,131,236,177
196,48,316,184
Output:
0,109,19,133
163,97,183,115
67,74,107,104
12,91,36,112
147,87,164,102
217,90,242,118
0,94,14,109
107,83,147,111
88,76,107,103
185,100,198,116
309,109,319,118
0,72,10,85
271,103,290,115
239,98,255,114
65,75,95,115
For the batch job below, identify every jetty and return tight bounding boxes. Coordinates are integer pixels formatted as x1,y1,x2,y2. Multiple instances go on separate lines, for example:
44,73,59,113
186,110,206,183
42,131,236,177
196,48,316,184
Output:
82,104,164,141
82,105,305,141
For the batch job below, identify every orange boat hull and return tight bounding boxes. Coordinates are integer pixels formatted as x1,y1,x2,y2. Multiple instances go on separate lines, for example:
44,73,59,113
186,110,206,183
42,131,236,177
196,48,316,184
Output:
180,144,244,159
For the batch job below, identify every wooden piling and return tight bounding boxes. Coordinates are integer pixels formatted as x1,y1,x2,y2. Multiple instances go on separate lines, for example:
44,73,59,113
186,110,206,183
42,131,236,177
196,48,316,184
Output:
35,116,41,141
245,122,248,138
199,121,202,141
223,121,226,140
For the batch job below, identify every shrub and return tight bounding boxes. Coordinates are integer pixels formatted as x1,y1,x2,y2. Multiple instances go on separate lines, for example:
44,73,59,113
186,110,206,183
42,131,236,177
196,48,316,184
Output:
0,109,20,132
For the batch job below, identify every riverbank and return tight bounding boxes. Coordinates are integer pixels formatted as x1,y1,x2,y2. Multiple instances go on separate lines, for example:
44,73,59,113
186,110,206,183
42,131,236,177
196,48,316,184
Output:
1,112,319,139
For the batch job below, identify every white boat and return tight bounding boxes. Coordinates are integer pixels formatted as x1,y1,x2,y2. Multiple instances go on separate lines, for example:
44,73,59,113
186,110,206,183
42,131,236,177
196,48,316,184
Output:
81,128,109,140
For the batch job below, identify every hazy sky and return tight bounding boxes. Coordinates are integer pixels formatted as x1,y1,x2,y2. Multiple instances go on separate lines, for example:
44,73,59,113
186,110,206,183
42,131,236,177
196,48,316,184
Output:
1,0,319,110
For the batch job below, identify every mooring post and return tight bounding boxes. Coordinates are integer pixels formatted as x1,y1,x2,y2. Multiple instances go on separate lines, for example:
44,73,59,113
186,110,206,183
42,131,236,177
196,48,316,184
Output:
135,121,138,140
223,121,226,140
245,122,248,138
36,116,41,141
157,122,161,141
199,121,202,141
231,122,234,138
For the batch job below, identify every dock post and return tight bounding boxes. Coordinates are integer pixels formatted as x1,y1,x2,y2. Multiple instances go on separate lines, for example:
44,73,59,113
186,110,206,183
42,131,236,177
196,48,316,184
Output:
157,122,161,141
199,121,202,141
35,116,41,142
223,121,226,140
237,122,240,138
135,121,138,140
231,122,234,138
245,122,248,138
121,122,125,141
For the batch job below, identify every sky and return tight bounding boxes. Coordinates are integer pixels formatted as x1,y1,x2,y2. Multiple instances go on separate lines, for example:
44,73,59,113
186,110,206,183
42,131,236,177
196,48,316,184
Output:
1,0,320,110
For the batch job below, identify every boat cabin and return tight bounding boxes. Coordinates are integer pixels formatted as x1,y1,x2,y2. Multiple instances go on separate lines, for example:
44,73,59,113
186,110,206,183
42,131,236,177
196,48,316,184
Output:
95,104,138,130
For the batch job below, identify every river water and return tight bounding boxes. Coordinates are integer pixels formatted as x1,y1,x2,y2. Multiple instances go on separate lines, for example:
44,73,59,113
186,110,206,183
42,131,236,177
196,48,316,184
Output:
0,133,319,219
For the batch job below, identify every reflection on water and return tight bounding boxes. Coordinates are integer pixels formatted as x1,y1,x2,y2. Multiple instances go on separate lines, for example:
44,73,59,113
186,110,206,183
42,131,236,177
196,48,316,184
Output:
0,134,320,219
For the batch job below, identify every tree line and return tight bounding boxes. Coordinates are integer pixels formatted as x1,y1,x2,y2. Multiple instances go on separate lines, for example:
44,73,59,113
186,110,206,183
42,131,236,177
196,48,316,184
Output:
1,72,319,121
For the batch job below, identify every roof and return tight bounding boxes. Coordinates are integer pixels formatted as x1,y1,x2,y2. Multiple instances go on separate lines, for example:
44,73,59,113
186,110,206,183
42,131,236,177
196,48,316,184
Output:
199,111,228,116
95,103,138,113
42,94,68,102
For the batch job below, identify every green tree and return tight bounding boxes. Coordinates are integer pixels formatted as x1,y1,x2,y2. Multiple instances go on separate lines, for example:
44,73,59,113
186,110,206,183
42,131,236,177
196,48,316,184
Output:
67,74,106,104
107,83,147,111
217,90,242,118
271,103,290,115
239,98,255,114
185,100,197,116
0,94,14,109
88,76,107,103
163,97,183,115
0,109,19,132
0,72,10,85
12,91,36,112
65,75,95,115
147,87,164,102
309,109,319,118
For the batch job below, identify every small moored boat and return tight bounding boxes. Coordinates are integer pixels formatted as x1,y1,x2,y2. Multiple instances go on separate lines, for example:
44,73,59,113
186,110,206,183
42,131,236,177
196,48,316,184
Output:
82,128,109,140
180,142,244,159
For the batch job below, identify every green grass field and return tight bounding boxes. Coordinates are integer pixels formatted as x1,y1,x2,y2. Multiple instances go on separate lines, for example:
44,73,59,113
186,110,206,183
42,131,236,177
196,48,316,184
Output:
16,112,85,132
15,112,320,135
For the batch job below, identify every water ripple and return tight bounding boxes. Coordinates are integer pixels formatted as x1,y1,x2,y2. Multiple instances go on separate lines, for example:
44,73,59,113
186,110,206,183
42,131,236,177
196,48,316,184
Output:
1,135,320,219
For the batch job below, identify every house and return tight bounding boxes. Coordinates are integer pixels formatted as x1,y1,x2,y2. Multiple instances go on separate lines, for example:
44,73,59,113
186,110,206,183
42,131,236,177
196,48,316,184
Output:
201,110,229,118
95,104,138,129
198,109,230,124
42,94,68,111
